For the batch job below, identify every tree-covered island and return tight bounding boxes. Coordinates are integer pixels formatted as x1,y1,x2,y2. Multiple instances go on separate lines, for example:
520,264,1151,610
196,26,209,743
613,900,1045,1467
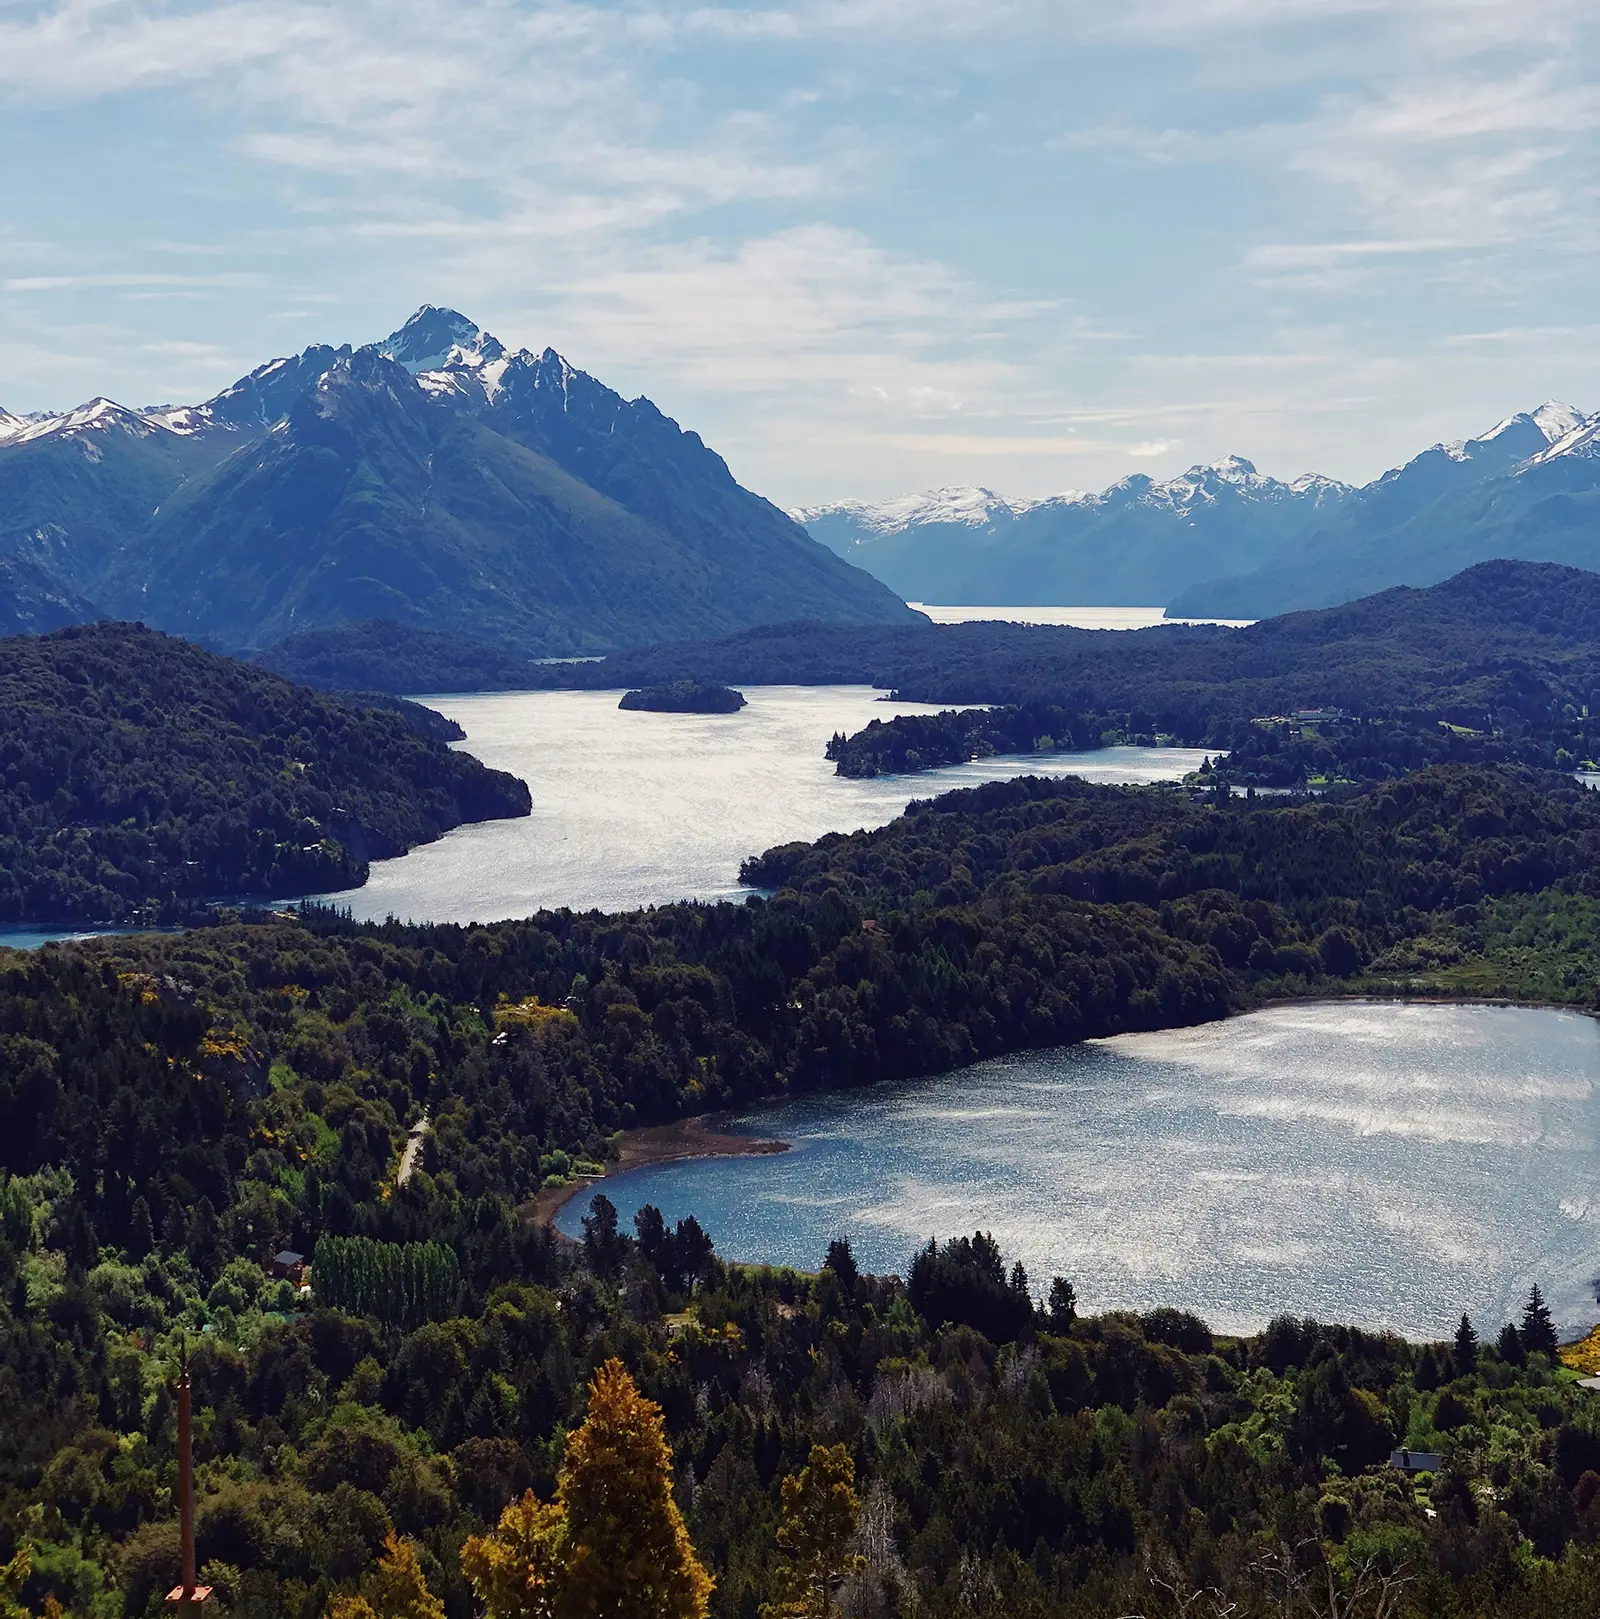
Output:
620,681,749,714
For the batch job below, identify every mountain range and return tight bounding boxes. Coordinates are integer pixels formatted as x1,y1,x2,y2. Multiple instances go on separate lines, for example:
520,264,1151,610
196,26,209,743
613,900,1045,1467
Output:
799,403,1600,618
0,307,913,655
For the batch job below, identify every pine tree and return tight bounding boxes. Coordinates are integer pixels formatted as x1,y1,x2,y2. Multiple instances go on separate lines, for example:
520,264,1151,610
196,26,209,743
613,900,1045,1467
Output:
557,1359,712,1619
461,1490,566,1619
128,1197,155,1260
762,1444,866,1619
1497,1321,1526,1367
1453,1313,1479,1375
1047,1277,1077,1333
1520,1285,1559,1358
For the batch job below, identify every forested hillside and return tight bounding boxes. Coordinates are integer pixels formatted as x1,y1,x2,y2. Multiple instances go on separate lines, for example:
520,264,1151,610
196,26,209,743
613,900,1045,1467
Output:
0,623,531,924
5,755,1600,1616
530,562,1600,784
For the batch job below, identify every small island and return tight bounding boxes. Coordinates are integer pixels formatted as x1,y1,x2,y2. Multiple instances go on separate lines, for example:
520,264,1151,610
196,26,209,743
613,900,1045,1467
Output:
619,680,748,714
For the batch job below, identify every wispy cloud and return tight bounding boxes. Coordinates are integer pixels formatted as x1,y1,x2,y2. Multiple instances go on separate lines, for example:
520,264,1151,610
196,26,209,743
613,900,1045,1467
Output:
0,0,1597,500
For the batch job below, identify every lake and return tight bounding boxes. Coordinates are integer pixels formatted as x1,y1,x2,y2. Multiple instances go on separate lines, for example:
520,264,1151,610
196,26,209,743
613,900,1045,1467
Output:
328,685,1208,925
558,1001,1600,1341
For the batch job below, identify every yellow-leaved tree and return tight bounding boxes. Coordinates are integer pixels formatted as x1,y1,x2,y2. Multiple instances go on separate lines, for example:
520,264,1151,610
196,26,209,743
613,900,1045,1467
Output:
459,1490,566,1619
327,1530,445,1619
762,1444,866,1619
462,1358,712,1619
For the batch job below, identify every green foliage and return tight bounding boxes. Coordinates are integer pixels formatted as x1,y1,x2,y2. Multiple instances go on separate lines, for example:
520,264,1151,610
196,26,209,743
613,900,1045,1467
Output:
313,1238,461,1331
619,683,747,715
0,622,529,924
562,559,1600,776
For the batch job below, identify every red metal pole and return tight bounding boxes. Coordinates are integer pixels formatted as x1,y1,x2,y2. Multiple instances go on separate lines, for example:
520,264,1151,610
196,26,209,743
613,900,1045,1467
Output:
178,1365,195,1598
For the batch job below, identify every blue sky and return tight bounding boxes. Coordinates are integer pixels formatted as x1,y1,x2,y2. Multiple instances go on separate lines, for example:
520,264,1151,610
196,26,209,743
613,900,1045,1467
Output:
1,0,1597,506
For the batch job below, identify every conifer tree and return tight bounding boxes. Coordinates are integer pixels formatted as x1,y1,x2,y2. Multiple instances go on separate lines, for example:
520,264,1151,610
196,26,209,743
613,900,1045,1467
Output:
763,1444,866,1619
557,1359,712,1619
1453,1313,1479,1375
1520,1285,1559,1358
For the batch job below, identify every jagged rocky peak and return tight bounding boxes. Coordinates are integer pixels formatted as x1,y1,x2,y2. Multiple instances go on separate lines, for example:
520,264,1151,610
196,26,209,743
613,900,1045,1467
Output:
378,305,506,373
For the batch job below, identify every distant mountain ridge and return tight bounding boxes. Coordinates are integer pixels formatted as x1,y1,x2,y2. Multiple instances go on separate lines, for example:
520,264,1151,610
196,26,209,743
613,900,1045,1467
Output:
801,404,1599,616
0,307,914,655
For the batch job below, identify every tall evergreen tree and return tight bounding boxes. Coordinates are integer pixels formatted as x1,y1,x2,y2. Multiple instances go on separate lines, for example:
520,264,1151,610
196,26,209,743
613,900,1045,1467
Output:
1520,1285,1559,1358
1453,1313,1479,1375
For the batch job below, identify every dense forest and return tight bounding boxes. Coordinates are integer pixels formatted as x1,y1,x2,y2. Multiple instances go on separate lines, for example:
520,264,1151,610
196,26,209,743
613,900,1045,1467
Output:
538,562,1600,776
826,704,1571,788
0,624,531,925
6,761,1600,1617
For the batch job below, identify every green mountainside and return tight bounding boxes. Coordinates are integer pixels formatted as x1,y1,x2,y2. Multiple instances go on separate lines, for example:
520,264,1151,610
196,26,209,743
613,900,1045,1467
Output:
0,622,531,924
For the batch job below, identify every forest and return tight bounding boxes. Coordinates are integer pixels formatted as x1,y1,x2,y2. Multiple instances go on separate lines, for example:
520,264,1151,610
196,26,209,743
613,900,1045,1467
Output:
541,561,1600,776
0,623,530,925
6,760,1600,1617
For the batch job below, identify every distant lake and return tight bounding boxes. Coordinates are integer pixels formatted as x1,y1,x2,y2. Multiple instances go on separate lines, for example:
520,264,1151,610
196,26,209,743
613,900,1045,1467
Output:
329,686,1207,925
559,1001,1600,1341
909,604,1255,629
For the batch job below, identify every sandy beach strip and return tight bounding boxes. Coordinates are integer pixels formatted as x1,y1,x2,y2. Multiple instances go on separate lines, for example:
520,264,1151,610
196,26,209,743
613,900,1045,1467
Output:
530,1113,789,1228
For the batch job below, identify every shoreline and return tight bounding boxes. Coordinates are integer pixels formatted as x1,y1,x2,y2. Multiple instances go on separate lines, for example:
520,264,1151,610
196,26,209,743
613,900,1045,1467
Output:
530,1113,789,1229
530,989,1595,1230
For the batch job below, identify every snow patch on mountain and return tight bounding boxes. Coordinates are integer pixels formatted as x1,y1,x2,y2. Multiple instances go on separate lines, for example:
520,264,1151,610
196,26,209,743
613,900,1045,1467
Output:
804,458,1353,538
795,486,1060,534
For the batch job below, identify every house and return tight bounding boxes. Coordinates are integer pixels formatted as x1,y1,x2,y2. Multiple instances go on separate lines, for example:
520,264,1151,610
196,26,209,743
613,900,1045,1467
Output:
269,1250,308,1284
1389,1448,1443,1475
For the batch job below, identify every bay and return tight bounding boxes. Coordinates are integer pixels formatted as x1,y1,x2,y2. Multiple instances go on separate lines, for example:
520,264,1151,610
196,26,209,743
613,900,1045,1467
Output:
558,1001,1600,1341
329,685,1208,925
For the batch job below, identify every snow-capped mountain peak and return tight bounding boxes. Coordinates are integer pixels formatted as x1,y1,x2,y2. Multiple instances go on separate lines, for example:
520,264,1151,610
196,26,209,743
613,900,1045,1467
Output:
1530,401,1588,444
793,486,1030,535
378,305,506,374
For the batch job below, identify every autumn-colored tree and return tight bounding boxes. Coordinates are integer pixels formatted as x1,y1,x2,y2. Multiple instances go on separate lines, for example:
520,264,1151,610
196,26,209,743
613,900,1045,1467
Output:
557,1359,712,1619
460,1491,566,1619
763,1444,866,1619
1,1545,31,1619
461,1359,711,1619
327,1531,444,1619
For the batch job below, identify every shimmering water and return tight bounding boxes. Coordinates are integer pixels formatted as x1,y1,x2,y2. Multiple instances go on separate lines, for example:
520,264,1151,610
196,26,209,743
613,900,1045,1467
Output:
559,1001,1600,1340
330,686,1206,925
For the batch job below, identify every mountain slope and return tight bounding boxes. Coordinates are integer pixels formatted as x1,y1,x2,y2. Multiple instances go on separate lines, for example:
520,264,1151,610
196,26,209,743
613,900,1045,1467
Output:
803,403,1598,617
0,555,102,637
3,308,914,656
0,620,531,924
0,398,234,590
1168,405,1600,616
800,459,1352,606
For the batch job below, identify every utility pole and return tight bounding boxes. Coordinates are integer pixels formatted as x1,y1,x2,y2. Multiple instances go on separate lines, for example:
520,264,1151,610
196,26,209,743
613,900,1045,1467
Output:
165,1345,213,1613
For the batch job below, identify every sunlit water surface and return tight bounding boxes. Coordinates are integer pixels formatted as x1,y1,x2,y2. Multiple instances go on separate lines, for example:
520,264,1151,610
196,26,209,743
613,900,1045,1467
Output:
559,1001,1600,1340
329,685,1207,924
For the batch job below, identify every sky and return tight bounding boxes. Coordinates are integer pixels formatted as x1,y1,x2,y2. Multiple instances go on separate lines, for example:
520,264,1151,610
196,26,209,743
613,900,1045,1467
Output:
1,0,1598,507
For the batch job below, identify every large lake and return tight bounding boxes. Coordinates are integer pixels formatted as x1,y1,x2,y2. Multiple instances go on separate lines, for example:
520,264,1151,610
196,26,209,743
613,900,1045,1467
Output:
559,1001,1600,1341
327,686,1207,925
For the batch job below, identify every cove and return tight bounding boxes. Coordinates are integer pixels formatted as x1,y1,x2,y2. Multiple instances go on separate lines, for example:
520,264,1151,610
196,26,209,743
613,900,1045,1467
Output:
558,1001,1600,1342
